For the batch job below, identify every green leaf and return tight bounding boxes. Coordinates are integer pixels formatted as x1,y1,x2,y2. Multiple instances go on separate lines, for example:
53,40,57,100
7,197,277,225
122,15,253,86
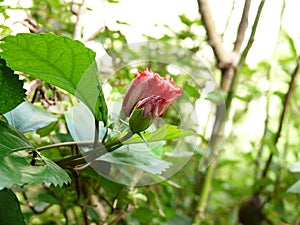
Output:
131,207,156,223
183,82,200,98
107,0,119,3
36,120,58,137
65,102,106,144
0,120,34,153
4,101,57,133
33,155,72,186
179,14,193,26
0,121,71,189
90,170,123,194
0,58,25,114
123,124,196,144
0,151,71,189
0,33,107,123
282,30,297,58
37,192,59,204
0,189,26,225
87,207,102,222
99,147,171,174
287,180,300,194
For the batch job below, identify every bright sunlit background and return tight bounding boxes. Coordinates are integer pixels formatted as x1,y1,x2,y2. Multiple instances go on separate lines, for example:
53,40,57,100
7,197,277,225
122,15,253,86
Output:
1,0,300,66
1,0,299,154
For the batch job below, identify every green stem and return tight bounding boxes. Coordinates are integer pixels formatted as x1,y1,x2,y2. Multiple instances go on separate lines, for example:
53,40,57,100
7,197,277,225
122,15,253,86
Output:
93,119,100,149
260,57,300,183
191,162,216,225
36,141,96,151
54,132,133,168
226,0,266,111
192,1,267,222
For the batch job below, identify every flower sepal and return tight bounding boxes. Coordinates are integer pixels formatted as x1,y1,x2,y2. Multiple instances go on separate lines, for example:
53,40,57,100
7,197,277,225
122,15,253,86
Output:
129,107,152,133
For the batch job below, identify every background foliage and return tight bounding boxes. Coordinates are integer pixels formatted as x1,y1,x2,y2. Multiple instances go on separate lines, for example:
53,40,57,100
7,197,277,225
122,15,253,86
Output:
0,0,300,224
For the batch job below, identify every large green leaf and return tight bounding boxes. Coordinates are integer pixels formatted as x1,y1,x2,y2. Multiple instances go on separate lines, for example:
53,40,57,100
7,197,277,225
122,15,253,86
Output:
65,102,106,145
0,121,71,189
99,146,171,175
0,58,25,114
0,33,107,123
0,189,26,225
4,101,57,133
123,124,196,144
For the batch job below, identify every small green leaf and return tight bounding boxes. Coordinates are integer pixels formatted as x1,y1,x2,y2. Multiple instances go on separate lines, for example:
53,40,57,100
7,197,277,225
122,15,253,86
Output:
0,33,107,123
0,121,71,189
179,14,193,26
184,82,200,98
107,0,119,3
4,101,57,133
282,30,297,58
0,120,34,153
123,124,196,144
87,207,102,222
37,120,58,137
131,207,156,223
0,58,25,114
37,192,59,204
0,189,26,225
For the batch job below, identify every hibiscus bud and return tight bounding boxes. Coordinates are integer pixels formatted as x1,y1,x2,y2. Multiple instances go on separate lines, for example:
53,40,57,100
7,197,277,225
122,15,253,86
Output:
123,68,182,133
129,107,152,133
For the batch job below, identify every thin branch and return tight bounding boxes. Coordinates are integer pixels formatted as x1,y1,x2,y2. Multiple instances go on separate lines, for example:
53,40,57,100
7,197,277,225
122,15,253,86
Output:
238,0,265,66
255,0,285,182
73,0,88,40
73,170,89,225
261,57,300,180
197,0,228,65
192,1,267,222
226,0,266,111
254,64,271,181
22,192,52,214
108,210,127,225
84,26,106,43
47,132,133,168
222,0,237,37
108,205,134,225
191,162,216,225
233,0,252,53
36,141,96,151
93,119,100,149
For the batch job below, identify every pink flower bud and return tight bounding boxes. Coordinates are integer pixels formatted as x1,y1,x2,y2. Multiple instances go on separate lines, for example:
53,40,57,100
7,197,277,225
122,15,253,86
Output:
123,68,182,130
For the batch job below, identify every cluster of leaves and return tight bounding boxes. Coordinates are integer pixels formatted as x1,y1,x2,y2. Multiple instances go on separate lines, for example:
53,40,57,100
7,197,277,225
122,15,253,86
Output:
0,32,201,225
